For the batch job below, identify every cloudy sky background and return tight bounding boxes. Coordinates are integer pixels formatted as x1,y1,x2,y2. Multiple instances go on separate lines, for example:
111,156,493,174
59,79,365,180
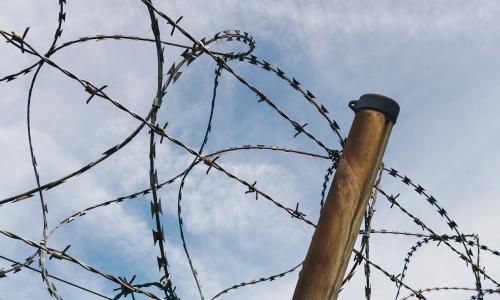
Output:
1,0,500,299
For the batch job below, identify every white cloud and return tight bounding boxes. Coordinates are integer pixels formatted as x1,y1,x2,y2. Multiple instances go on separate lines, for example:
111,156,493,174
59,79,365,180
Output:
1,1,500,299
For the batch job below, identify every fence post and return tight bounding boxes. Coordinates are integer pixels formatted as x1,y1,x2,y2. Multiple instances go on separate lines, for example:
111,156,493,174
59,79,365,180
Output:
292,94,399,300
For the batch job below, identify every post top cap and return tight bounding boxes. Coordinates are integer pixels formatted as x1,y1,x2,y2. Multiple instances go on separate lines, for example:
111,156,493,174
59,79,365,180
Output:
349,93,400,124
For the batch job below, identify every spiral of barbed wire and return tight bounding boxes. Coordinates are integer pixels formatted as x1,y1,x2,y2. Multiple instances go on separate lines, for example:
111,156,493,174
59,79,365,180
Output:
0,1,499,299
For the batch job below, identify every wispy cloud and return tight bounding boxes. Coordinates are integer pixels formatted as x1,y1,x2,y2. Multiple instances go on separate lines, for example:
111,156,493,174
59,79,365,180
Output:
1,1,499,299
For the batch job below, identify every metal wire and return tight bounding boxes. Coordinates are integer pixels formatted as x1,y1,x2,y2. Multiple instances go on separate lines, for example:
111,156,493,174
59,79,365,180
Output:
0,1,498,299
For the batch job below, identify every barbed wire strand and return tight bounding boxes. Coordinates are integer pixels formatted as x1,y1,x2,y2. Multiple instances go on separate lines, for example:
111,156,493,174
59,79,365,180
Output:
0,1,498,299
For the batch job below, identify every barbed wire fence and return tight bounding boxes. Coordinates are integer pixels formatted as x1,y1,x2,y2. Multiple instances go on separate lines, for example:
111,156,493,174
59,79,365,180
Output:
0,1,499,299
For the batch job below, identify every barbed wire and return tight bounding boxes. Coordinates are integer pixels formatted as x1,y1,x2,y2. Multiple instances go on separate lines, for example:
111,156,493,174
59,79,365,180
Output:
0,1,498,299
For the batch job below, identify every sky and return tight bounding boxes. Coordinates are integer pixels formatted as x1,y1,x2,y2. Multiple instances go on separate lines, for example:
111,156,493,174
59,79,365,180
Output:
1,0,500,299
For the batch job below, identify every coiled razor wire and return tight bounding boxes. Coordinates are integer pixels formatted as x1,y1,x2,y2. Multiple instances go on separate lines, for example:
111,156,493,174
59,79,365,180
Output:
0,1,499,299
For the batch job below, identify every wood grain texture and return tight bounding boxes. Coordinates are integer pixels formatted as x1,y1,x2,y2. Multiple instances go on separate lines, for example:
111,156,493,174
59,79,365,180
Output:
292,108,394,300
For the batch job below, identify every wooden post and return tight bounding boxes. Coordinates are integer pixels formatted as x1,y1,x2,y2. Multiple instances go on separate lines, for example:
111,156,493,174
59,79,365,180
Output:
292,94,399,300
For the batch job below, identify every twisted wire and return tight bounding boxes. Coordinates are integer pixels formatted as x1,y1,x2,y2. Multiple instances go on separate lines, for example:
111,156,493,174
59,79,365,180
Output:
1,2,498,299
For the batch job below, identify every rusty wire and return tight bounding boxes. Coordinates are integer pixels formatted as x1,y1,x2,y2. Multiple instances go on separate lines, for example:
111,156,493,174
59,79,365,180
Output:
0,1,499,299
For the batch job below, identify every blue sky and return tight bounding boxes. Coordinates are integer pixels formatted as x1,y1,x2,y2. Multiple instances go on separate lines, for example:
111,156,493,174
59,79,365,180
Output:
1,1,500,299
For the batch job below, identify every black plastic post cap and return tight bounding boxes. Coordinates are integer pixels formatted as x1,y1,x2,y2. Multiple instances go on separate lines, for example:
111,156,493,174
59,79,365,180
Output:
348,93,400,124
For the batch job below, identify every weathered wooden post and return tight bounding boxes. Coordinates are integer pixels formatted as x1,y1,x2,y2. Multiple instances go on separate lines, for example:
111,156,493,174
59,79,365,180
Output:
292,94,399,300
